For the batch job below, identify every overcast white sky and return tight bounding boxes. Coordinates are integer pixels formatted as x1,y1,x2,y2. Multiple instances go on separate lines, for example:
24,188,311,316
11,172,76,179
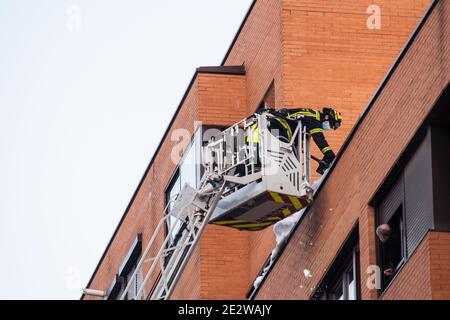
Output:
0,0,252,300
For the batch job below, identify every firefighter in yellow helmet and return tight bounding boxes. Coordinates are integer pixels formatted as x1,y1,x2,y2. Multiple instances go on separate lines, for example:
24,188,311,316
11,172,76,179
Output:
245,107,342,174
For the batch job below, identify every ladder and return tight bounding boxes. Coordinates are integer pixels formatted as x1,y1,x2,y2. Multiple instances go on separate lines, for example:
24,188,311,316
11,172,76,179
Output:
119,110,312,300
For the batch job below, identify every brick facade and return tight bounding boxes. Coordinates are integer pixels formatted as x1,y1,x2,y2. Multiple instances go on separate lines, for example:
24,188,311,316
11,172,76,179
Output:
381,231,450,300
430,232,450,300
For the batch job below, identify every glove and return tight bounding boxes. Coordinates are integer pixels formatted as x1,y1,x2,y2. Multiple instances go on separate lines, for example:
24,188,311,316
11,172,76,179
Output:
316,160,331,175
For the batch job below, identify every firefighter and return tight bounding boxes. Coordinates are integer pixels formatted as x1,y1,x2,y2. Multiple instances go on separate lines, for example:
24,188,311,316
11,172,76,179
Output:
274,107,342,174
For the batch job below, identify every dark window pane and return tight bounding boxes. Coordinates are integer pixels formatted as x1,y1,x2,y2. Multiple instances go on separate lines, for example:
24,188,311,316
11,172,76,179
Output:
166,173,182,242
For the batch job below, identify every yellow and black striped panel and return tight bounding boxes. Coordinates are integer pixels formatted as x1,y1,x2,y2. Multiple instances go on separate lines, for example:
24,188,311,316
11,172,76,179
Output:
210,191,313,231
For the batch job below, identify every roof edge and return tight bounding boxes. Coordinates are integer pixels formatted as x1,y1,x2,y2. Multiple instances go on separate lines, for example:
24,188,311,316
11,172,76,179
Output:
197,65,246,75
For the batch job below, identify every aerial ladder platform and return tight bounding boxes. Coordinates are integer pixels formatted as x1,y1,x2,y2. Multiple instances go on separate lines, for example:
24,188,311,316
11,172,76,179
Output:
119,110,314,300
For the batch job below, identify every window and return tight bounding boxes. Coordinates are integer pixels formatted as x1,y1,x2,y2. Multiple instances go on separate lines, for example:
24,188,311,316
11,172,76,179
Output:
319,246,359,300
375,175,408,292
327,257,357,300
314,227,360,300
372,122,450,293
165,128,202,244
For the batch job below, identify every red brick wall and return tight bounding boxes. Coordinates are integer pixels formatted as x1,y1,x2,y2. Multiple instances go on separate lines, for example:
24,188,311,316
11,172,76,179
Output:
198,226,250,299
255,0,448,300
222,0,286,287
281,0,431,180
248,0,431,297
224,0,431,293
382,231,450,300
197,73,247,126
223,0,284,113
